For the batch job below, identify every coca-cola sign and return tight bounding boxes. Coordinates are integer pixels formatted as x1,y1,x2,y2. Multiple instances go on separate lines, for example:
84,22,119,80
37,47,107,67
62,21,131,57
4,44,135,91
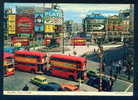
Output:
16,14,34,34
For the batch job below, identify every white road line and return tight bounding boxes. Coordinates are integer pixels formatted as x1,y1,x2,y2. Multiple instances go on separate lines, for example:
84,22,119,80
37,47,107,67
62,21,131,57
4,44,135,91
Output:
117,78,133,84
124,84,133,92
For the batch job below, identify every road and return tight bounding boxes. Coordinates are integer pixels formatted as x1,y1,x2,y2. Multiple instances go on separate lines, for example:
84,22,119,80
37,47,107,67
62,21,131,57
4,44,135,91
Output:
4,70,97,92
3,44,133,92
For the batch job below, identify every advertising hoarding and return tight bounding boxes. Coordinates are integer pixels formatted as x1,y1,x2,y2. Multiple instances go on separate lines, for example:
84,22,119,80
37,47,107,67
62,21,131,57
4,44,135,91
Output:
16,14,34,34
8,14,16,34
34,13,44,32
16,7,34,14
44,9,63,25
44,25,55,33
8,15,16,21
12,37,29,46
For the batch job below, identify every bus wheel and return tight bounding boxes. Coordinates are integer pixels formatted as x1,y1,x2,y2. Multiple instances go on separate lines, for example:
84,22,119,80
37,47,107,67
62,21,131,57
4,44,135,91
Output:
69,76,75,81
31,69,35,74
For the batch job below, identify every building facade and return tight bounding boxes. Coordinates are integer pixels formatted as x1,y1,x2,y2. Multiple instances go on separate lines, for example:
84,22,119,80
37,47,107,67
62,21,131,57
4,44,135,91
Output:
83,14,107,42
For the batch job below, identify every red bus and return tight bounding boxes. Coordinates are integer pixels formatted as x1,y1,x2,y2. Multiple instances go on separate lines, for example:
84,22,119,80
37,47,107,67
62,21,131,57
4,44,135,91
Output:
43,37,61,46
14,50,47,74
71,37,86,46
49,54,87,81
4,52,15,76
12,37,30,46
43,37,51,45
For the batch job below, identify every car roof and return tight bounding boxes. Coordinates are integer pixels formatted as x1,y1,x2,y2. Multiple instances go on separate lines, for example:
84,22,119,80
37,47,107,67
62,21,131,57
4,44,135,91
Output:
62,84,78,90
34,75,47,80
41,82,61,89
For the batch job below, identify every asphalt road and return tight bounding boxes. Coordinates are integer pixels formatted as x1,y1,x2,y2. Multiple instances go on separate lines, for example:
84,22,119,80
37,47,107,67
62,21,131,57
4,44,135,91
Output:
3,45,133,92
4,70,97,91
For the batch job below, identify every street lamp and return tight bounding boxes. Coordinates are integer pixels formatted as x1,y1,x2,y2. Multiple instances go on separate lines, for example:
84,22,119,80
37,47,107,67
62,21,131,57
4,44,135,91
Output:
96,37,104,91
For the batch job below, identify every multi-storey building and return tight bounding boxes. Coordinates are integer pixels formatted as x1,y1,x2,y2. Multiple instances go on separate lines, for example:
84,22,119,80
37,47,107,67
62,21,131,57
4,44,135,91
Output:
83,14,107,42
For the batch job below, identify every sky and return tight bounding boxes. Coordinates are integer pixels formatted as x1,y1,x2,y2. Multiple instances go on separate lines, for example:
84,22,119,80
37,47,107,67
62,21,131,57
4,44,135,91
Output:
4,3,130,23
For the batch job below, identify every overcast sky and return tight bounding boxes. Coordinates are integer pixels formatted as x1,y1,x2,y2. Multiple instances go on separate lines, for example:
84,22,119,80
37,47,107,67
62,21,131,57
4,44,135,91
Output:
4,3,130,23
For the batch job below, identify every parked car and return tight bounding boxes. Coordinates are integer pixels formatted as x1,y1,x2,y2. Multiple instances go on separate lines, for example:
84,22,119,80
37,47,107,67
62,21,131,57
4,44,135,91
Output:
38,82,62,91
61,83,80,91
30,75,48,86
87,74,112,91
87,70,99,78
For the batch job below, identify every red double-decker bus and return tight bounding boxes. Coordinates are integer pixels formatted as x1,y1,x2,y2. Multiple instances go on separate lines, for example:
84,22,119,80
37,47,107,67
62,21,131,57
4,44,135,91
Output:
71,37,86,46
4,52,15,76
11,37,30,46
14,50,47,74
43,37,61,46
49,54,87,81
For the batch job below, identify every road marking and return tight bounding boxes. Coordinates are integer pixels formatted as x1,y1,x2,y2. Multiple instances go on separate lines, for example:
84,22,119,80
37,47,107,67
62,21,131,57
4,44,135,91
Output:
124,84,133,92
117,78,133,84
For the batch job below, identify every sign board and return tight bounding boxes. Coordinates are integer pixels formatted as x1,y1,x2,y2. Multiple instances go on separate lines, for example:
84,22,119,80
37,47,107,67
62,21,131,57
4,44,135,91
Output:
12,37,29,46
34,13,44,32
8,15,16,21
8,14,16,34
92,24,105,31
16,14,34,34
45,9,63,18
45,25,55,33
14,42,22,47
44,9,63,25
45,17,63,25
16,7,34,14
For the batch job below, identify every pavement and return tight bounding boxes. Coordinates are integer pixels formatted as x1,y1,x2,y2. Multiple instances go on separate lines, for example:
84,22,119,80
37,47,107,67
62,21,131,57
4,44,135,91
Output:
36,45,123,57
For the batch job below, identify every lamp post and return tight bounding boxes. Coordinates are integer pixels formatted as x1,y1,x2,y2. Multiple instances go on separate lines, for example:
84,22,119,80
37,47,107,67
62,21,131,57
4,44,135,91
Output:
97,37,104,91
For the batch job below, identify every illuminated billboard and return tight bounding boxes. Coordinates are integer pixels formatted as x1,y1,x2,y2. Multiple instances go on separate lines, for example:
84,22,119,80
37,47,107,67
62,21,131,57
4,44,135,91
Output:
7,14,16,34
16,14,34,34
44,25,55,33
34,13,44,32
44,8,63,25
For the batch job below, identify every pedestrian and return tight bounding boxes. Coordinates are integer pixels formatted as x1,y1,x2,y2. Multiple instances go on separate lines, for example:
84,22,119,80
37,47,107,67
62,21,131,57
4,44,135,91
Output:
87,42,89,48
109,77,114,91
113,73,117,80
94,48,96,53
22,84,29,91
73,51,77,56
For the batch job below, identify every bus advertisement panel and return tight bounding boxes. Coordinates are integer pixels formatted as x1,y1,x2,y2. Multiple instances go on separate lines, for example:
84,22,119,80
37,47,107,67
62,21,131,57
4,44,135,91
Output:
34,13,44,32
16,14,34,34
8,14,16,34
